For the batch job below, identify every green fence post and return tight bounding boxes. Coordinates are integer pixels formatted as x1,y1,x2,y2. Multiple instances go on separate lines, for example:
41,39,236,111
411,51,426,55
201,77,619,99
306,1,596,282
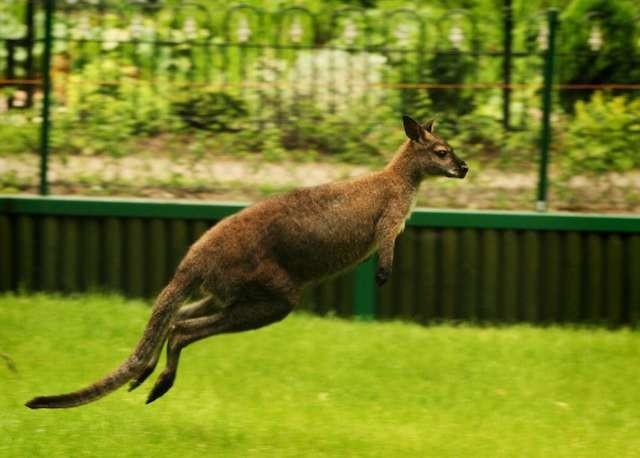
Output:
39,0,54,195
502,0,513,130
536,9,557,212
353,257,376,319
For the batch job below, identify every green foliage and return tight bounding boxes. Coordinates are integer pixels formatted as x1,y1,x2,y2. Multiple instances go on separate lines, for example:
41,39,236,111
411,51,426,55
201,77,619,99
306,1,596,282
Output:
55,60,174,156
232,100,398,165
558,0,640,110
172,90,248,133
560,92,640,174
0,111,38,156
428,50,476,116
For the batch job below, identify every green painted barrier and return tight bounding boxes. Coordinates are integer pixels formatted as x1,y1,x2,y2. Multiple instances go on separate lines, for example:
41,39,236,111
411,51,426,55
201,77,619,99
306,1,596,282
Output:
606,234,623,326
586,234,603,322
60,217,79,292
352,257,376,320
418,229,438,323
40,216,58,291
0,216,12,291
16,216,35,291
502,230,518,323
104,218,123,292
1,195,640,326
542,232,560,323
459,229,479,321
125,219,145,298
148,219,167,297
629,235,640,326
481,230,499,321
441,229,458,320
81,218,101,291
521,231,540,323
564,232,581,322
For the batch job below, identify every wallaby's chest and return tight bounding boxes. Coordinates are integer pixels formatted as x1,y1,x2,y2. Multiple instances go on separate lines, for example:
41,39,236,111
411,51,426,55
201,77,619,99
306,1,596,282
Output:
266,198,383,282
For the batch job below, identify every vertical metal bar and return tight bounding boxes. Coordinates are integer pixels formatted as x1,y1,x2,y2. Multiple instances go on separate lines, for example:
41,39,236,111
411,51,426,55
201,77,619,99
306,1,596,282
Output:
39,0,55,196
352,256,376,320
502,0,512,130
536,9,557,211
25,0,36,107
5,40,15,108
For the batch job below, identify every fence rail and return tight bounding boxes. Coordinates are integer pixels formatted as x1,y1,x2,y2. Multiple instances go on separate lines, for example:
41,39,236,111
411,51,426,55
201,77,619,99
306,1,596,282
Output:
2,195,639,326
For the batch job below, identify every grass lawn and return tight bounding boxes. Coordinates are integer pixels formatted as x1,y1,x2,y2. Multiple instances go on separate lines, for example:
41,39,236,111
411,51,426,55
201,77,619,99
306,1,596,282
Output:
1,293,639,457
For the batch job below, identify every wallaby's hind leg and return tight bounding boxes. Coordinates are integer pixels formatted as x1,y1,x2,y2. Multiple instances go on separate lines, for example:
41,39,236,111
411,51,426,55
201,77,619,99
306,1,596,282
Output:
129,296,221,392
145,295,295,404
175,295,223,320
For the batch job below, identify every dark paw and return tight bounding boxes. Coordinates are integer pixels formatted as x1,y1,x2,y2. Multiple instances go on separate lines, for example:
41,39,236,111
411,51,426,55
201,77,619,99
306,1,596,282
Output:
376,267,391,286
146,371,176,404
128,365,156,392
25,396,48,409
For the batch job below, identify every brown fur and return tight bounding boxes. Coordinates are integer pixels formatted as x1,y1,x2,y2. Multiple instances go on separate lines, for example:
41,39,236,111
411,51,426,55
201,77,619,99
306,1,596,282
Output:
25,116,468,408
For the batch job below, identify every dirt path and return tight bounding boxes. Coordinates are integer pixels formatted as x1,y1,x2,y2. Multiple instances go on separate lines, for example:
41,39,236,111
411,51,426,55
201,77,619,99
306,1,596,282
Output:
2,153,639,213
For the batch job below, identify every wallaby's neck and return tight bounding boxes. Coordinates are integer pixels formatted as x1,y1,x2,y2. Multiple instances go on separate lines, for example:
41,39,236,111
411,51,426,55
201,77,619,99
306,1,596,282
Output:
384,140,422,189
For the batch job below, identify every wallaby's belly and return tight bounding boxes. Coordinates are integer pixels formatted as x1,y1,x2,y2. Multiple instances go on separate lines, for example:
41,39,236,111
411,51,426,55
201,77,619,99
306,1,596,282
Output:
268,209,378,282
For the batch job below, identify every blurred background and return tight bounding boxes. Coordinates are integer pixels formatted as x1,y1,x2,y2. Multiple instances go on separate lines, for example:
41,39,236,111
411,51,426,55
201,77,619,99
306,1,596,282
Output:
1,0,639,212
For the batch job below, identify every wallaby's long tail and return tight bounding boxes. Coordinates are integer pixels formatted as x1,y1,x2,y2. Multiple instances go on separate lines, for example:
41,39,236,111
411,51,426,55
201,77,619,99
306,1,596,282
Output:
25,273,197,409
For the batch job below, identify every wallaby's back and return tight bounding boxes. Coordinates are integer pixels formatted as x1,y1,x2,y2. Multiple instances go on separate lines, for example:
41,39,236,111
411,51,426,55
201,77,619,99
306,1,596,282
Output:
190,171,394,285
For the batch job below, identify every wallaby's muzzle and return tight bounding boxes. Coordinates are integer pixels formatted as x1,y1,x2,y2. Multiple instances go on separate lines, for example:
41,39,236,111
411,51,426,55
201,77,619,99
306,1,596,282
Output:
446,160,468,179
458,161,469,178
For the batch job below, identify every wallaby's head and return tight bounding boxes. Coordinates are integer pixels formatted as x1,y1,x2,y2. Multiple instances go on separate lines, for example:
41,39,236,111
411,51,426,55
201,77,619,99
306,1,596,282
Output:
401,115,469,179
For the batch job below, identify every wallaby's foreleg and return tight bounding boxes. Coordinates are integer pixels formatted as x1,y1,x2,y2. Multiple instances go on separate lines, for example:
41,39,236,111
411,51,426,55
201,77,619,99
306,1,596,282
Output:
129,296,221,392
375,232,396,286
374,205,411,286
145,296,294,404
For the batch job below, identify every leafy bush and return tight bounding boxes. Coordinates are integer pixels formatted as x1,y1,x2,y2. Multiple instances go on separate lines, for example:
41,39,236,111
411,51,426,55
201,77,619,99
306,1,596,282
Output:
558,0,640,111
0,109,39,156
428,50,476,116
172,90,248,132
54,60,174,156
560,92,640,174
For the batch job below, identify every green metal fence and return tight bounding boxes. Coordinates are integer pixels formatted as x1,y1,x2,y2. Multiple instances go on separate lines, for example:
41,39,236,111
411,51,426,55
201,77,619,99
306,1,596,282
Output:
5,1,629,209
2,195,640,326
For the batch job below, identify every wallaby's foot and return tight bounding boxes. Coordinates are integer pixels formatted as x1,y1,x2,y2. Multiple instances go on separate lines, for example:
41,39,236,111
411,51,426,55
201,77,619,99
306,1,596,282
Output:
146,370,176,404
128,364,157,391
25,396,48,409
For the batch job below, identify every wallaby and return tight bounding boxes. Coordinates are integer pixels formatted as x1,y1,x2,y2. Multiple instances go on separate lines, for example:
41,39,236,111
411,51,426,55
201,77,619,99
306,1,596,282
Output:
26,115,468,409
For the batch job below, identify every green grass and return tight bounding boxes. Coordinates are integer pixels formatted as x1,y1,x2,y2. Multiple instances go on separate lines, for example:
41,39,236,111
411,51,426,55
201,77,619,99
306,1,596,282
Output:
1,293,639,457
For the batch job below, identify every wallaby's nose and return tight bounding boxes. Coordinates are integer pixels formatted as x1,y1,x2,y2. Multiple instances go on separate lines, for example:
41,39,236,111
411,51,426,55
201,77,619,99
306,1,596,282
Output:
459,162,469,177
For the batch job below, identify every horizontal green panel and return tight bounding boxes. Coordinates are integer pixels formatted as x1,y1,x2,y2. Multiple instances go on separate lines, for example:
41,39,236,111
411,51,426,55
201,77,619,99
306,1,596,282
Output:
408,208,640,233
2,195,640,233
0,195,246,221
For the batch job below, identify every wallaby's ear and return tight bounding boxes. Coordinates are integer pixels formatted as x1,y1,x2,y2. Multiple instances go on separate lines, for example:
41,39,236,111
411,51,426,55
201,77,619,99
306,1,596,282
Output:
403,115,423,142
423,119,435,133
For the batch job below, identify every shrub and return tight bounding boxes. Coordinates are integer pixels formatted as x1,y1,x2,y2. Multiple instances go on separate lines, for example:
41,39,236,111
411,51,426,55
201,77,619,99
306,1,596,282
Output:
54,59,174,156
560,92,640,174
171,90,248,132
558,0,640,111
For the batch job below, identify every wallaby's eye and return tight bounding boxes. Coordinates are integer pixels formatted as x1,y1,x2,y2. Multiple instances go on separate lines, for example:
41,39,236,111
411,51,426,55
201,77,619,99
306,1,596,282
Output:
435,150,448,158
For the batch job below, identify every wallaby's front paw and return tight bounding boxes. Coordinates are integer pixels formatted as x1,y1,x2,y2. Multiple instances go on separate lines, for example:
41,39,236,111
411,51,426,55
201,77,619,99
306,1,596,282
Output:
376,267,391,286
